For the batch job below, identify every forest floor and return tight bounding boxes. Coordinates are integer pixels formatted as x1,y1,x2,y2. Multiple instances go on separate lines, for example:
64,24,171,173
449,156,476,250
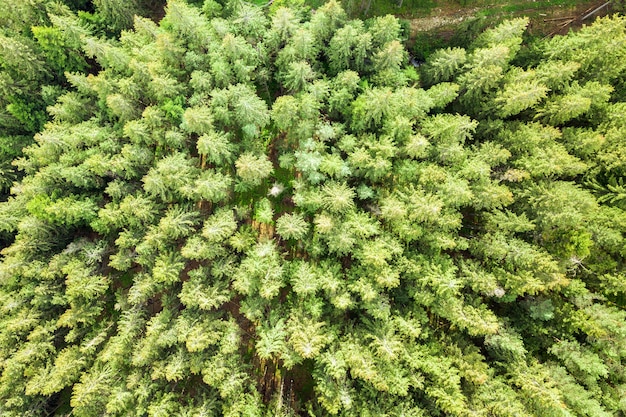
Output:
406,0,612,37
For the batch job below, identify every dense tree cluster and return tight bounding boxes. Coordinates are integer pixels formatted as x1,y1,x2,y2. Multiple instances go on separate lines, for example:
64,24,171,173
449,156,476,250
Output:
0,0,165,198
1,0,626,415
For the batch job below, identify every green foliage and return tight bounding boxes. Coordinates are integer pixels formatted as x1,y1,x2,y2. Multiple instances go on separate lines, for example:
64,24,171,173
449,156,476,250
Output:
0,0,161,197
275,211,309,240
1,3,626,417
31,25,87,74
422,47,467,84
92,0,147,33
235,153,274,186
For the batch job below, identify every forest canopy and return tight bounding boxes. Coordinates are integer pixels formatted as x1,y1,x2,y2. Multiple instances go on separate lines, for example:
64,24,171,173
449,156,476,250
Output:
1,0,626,416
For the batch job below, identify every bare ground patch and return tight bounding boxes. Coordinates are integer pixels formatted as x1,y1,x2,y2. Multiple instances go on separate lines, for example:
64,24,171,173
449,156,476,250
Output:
407,0,612,39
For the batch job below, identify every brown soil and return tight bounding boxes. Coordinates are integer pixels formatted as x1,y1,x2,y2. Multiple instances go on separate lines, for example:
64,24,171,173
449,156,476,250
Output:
408,0,612,38
530,0,612,36
410,5,480,34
